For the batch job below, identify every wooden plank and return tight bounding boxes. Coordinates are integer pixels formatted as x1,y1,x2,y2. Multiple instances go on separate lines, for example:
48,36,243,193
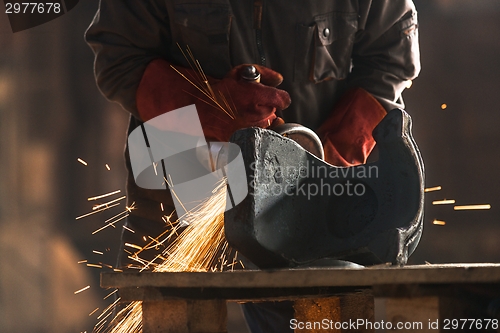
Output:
293,290,374,333
381,297,439,333
142,300,227,333
101,264,500,289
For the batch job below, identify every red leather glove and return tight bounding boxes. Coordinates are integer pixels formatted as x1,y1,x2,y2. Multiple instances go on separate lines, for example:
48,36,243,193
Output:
136,59,291,142
317,88,387,166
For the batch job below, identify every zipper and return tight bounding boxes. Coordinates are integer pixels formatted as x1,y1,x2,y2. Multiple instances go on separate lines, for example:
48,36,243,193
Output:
253,0,266,66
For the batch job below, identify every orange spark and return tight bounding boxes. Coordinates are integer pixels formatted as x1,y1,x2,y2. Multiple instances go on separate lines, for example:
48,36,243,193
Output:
92,213,129,235
454,204,491,210
76,202,121,220
123,225,135,233
424,186,442,193
77,158,88,166
89,308,99,316
124,243,143,250
92,196,126,211
87,190,121,201
432,199,455,205
103,289,118,300
125,202,136,212
74,285,90,294
432,219,446,226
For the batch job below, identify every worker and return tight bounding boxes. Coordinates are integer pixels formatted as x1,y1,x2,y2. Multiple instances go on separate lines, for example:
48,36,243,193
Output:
86,1,420,331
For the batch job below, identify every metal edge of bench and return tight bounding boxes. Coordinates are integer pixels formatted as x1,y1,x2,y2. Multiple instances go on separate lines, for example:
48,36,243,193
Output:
101,264,500,289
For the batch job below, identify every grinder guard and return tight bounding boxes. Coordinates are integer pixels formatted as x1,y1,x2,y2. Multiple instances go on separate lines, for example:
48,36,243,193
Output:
224,109,424,268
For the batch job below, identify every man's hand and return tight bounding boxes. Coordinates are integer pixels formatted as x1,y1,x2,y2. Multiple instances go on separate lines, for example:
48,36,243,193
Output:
214,64,290,131
136,60,290,142
318,88,387,166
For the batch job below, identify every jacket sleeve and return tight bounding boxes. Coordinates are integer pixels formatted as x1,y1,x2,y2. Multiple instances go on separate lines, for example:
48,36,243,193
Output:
85,0,172,118
347,0,421,111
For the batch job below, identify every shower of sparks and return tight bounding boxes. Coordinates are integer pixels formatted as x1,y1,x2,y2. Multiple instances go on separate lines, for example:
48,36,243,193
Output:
94,50,242,332
160,203,164,211
170,44,237,120
106,164,111,171
155,180,227,272
98,297,122,320
95,316,111,333
74,285,90,294
454,204,491,211
107,301,142,333
441,103,447,110
424,186,442,193
88,190,121,201
77,158,88,166
76,203,121,220
78,260,87,264
93,250,104,255
104,178,239,333
86,263,103,269
93,196,127,211
432,199,455,205
432,219,446,226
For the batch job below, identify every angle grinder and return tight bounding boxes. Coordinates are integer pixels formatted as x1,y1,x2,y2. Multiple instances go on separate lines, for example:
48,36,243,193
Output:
197,65,324,173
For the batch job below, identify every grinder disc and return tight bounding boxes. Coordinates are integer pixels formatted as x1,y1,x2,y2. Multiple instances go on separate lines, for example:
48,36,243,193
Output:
272,123,325,160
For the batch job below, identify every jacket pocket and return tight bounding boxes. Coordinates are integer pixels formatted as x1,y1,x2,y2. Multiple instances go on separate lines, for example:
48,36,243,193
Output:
295,12,358,83
171,2,232,78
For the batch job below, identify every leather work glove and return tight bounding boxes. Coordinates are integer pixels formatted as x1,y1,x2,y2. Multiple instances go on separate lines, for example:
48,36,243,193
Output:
317,88,387,166
136,59,291,142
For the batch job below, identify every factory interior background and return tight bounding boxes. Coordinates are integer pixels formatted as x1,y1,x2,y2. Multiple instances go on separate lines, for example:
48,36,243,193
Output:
0,0,499,332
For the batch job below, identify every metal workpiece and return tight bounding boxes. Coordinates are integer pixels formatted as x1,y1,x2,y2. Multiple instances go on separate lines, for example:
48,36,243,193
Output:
272,123,325,160
224,109,425,268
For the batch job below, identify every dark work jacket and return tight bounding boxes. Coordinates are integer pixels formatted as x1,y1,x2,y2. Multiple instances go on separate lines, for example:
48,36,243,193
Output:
85,0,420,223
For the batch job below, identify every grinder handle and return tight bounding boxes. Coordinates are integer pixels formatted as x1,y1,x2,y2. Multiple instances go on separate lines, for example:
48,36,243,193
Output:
240,65,261,83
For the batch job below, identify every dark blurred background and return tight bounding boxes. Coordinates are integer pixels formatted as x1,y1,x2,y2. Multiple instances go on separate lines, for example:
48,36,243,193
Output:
0,0,499,332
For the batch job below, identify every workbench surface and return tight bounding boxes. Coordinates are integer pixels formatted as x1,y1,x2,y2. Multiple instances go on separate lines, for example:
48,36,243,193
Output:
102,264,500,288
101,264,500,301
